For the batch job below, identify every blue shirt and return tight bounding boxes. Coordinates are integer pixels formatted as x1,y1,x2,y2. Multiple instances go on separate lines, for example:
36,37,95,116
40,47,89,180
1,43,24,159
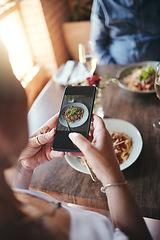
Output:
90,0,160,64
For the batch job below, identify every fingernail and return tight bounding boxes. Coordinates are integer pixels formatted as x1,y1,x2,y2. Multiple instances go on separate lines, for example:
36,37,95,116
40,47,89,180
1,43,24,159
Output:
69,132,79,139
47,128,55,135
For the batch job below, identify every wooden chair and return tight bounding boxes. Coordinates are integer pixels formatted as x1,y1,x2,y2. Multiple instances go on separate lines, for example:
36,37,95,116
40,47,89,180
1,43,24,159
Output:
62,21,91,61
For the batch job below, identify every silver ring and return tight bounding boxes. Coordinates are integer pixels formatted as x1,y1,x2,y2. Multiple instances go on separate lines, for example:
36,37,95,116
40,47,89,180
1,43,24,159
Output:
36,135,41,145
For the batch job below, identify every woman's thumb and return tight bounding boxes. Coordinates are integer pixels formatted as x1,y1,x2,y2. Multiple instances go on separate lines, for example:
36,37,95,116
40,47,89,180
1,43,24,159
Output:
69,132,92,154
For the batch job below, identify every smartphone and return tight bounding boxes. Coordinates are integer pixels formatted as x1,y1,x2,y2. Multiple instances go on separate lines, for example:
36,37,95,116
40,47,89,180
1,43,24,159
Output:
52,86,96,152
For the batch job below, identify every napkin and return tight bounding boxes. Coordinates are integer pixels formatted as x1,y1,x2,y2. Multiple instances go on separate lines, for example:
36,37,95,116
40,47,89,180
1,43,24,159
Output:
53,60,91,85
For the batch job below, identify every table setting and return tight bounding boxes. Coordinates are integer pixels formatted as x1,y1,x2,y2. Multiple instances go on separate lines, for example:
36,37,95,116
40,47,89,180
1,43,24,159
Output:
28,40,160,220
52,41,158,179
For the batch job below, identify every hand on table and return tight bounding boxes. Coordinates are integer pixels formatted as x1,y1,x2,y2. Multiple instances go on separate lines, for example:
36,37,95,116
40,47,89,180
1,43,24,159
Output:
19,113,64,170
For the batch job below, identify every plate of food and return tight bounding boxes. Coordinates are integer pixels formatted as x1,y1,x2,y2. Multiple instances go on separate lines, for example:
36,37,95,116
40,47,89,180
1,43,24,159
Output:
65,118,143,173
103,118,143,170
116,61,158,93
59,102,89,128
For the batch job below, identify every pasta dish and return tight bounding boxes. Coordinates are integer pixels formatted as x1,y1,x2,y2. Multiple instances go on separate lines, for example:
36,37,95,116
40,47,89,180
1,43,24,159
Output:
110,132,133,164
62,106,84,123
123,65,155,91
78,131,132,169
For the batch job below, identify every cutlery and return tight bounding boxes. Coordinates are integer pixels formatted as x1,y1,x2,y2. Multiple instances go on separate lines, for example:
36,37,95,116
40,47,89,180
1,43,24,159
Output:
66,120,72,132
64,116,72,132
81,157,98,182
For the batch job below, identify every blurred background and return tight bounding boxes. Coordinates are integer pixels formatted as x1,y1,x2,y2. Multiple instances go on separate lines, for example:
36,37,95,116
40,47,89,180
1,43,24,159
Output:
0,0,93,109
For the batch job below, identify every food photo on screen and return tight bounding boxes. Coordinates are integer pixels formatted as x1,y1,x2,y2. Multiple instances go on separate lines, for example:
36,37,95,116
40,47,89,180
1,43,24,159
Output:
57,94,92,132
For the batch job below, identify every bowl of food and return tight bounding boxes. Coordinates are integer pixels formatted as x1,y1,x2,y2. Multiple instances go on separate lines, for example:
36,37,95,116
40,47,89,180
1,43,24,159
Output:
117,61,158,93
65,118,143,172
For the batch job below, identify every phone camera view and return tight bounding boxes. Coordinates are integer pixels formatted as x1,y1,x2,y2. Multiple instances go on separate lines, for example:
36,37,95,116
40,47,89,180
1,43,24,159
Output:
58,94,91,132
52,86,95,152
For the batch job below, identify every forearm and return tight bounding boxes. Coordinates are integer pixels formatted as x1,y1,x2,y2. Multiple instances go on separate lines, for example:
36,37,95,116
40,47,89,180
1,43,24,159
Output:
5,161,33,189
101,170,152,240
90,25,113,64
68,118,152,239
90,2,115,64
94,44,115,64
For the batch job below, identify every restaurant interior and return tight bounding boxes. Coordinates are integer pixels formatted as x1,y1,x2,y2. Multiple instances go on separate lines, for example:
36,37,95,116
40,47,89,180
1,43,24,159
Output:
0,0,91,110
0,1,160,239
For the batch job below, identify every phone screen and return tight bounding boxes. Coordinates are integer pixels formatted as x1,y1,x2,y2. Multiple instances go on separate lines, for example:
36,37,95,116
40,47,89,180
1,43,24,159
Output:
52,86,96,152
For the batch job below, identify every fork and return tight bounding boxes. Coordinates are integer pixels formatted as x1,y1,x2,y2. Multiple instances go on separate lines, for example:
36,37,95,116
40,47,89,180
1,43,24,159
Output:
81,157,98,182
64,116,72,132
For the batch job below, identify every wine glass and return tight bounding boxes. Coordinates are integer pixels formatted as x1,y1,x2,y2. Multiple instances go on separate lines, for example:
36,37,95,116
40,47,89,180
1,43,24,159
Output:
78,41,97,75
153,62,160,129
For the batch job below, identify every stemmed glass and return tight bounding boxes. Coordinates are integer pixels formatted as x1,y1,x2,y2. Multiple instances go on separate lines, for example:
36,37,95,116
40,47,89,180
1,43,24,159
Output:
78,41,97,75
153,63,160,129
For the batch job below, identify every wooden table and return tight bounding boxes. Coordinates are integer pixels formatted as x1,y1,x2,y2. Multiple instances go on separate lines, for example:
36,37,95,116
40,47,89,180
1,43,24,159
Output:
29,64,160,220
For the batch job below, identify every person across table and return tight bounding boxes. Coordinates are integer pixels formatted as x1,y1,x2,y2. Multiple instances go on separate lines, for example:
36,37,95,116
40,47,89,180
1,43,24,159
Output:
90,0,160,64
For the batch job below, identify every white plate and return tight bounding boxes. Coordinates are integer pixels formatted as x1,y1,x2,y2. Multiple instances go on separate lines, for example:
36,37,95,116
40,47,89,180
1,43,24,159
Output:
65,154,89,174
103,118,143,170
59,102,89,128
116,61,158,94
65,118,143,173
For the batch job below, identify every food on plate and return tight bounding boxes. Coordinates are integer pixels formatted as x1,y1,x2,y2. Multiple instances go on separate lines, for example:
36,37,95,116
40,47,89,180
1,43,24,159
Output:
123,65,155,91
62,106,84,123
78,132,132,169
110,132,133,164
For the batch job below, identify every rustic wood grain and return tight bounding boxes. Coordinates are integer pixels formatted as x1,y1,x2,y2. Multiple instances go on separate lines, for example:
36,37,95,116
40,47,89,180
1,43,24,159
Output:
30,64,160,220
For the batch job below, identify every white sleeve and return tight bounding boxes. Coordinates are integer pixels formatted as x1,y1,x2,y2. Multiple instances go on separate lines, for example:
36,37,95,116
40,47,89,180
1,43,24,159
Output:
65,206,129,240
14,188,129,240
113,228,129,240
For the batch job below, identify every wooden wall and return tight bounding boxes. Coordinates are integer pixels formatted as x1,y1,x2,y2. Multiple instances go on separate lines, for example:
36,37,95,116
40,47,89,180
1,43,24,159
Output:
40,0,71,67
19,0,57,73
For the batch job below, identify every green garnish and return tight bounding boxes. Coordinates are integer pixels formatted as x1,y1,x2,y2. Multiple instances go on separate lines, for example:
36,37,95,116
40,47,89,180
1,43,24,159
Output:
138,65,155,81
68,108,77,117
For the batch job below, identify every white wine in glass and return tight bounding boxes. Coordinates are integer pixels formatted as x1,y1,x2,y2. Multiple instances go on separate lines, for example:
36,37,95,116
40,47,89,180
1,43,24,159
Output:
79,41,97,75
153,62,160,129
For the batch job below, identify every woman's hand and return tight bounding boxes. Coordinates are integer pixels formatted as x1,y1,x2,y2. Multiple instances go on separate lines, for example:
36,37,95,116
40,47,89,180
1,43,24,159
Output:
19,113,64,170
69,115,124,185
69,115,152,239
6,113,65,189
